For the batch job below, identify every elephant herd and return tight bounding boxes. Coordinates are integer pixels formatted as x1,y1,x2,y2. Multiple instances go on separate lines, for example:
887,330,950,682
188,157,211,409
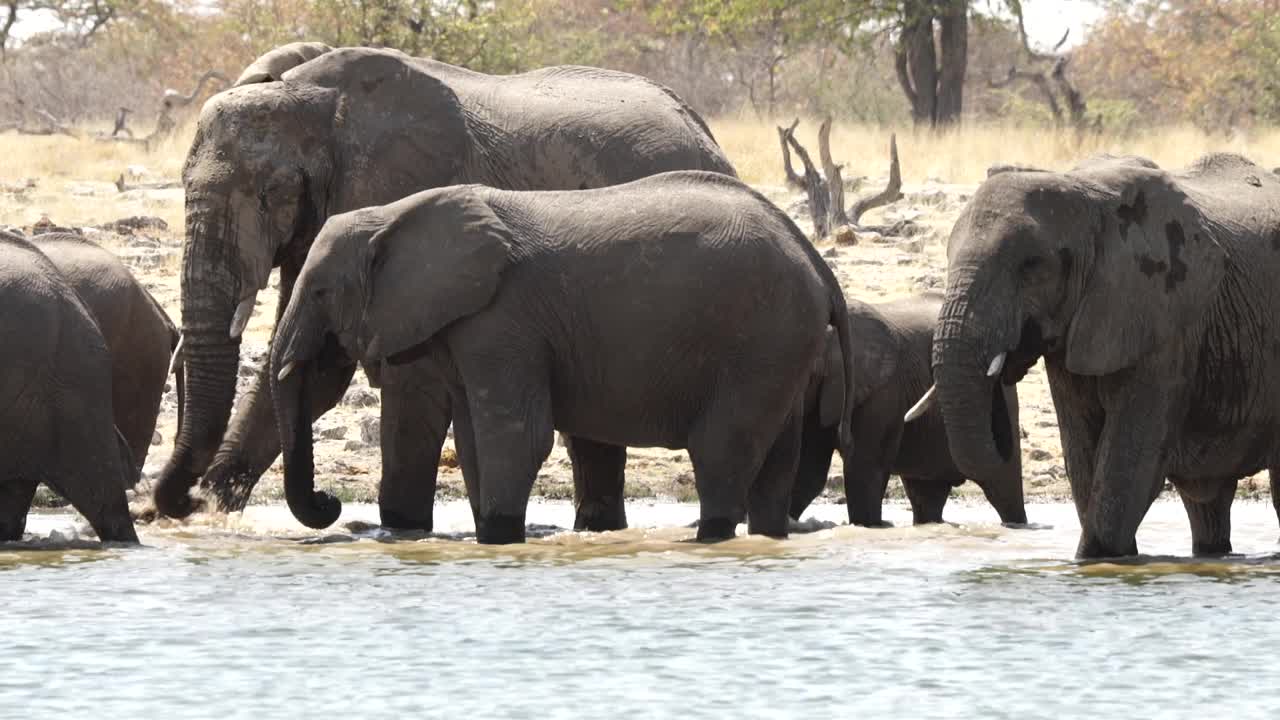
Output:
4,43,1280,559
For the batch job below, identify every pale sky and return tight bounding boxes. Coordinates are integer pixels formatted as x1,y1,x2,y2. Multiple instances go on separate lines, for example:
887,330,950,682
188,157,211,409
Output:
13,1,1107,49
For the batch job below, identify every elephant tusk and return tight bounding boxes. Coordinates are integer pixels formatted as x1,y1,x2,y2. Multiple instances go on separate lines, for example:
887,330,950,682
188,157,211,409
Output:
903,384,936,423
166,333,185,376
229,295,257,340
987,352,1007,378
277,360,296,382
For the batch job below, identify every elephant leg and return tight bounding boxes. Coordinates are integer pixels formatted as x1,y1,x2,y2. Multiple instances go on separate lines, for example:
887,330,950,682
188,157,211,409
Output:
564,435,628,532
48,421,138,544
1076,384,1171,559
845,464,891,527
746,400,804,539
903,476,950,524
687,414,772,542
0,477,38,541
465,374,554,545
378,367,451,531
844,421,898,527
1180,480,1235,557
788,412,836,521
201,361,357,513
1045,366,1103,530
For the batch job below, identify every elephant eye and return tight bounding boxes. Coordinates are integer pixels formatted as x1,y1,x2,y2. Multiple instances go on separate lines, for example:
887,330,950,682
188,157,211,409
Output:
258,190,269,213
1019,256,1049,283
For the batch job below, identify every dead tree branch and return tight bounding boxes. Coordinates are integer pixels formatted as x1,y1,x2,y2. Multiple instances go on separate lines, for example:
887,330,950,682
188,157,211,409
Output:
996,8,1090,134
818,117,848,228
784,120,904,242
784,129,832,239
776,117,807,190
849,134,903,225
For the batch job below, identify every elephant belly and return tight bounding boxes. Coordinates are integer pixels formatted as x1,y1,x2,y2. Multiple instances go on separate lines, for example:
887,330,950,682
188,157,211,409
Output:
550,387,700,451
1167,426,1278,482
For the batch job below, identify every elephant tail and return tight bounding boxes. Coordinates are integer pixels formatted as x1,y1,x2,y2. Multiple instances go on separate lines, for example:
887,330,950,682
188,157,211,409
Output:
793,235,854,453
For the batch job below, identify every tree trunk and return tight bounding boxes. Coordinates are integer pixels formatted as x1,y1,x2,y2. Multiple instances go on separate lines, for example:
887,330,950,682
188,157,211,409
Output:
936,1,968,127
896,0,969,130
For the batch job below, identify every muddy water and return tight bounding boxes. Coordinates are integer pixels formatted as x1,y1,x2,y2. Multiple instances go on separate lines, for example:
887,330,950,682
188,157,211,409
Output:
3,500,1279,718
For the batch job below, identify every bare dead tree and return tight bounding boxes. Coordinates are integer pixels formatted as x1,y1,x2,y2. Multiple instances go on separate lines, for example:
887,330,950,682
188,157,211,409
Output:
98,69,229,149
990,11,1091,134
784,128,832,238
782,118,903,242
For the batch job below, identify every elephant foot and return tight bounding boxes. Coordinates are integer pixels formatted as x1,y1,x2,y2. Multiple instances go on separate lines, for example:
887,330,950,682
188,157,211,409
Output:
695,516,738,542
1192,539,1233,557
476,514,526,544
380,507,433,533
1075,533,1139,560
573,501,627,532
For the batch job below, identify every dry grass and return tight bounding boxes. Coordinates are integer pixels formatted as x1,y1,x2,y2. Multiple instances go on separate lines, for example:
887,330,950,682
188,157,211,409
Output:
0,129,193,230
709,118,1280,186
4,121,1280,229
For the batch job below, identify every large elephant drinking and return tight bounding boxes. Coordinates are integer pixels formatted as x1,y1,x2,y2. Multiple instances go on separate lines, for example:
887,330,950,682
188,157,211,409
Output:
924,154,1280,558
154,45,736,527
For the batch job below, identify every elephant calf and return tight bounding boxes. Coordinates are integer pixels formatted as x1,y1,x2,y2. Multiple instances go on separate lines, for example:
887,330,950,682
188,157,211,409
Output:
31,233,181,480
0,232,138,542
789,293,1026,527
269,171,853,543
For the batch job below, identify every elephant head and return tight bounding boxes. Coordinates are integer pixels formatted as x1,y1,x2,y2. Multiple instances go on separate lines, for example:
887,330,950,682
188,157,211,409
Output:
270,187,511,528
926,156,1226,480
154,48,471,517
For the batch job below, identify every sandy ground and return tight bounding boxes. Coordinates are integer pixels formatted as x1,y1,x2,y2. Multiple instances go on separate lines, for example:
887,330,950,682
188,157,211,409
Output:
3,166,1267,513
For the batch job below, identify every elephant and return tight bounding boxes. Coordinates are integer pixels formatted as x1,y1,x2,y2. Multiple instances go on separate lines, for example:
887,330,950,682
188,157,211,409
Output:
920,152,1280,558
233,41,332,86
268,172,853,544
154,44,738,532
30,232,182,480
788,293,1025,527
0,231,138,543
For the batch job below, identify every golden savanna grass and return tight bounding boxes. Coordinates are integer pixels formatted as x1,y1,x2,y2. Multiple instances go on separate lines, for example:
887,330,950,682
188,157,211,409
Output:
3,121,1280,228
713,119,1280,186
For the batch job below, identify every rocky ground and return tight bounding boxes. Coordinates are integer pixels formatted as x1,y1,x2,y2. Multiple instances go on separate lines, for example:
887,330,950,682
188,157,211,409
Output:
6,167,1263,515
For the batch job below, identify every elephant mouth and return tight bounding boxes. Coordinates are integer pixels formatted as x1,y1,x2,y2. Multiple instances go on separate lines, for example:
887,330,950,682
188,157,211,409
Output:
989,317,1060,464
1000,317,1059,385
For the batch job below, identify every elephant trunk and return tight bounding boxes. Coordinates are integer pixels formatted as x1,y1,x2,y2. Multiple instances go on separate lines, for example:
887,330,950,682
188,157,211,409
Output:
933,268,1019,482
271,305,342,530
153,200,244,518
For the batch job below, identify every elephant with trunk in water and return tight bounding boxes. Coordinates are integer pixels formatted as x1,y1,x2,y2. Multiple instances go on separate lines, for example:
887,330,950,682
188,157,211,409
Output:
153,45,736,529
788,293,1024,527
918,153,1280,558
269,173,853,543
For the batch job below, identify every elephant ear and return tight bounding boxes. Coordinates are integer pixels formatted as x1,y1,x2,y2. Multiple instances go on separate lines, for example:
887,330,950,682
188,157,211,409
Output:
363,188,511,363
285,48,468,208
846,301,898,408
1064,171,1227,376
